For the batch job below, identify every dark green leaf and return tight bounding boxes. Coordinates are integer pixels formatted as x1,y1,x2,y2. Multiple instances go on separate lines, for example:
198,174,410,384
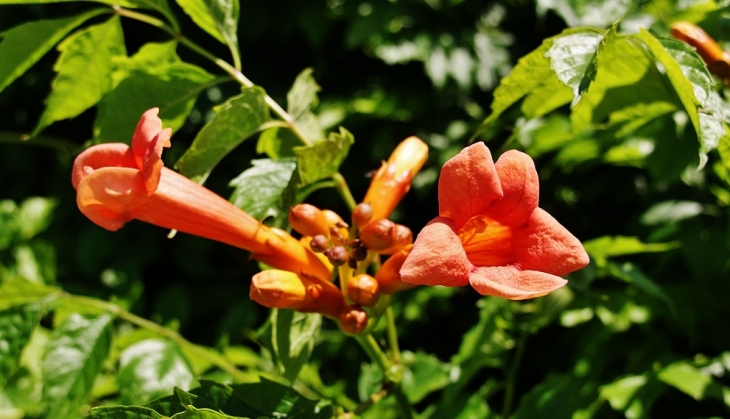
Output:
287,68,324,142
94,63,214,143
32,17,126,136
228,158,297,222
0,303,42,385
42,313,114,419
607,262,676,315
400,351,450,403
256,126,303,160
118,338,196,405
0,0,176,24
89,405,165,419
173,0,239,50
0,9,109,93
175,87,269,184
293,127,354,186
545,29,604,108
271,309,321,381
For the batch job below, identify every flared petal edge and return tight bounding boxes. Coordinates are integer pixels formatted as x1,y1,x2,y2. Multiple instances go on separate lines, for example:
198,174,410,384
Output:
469,265,568,300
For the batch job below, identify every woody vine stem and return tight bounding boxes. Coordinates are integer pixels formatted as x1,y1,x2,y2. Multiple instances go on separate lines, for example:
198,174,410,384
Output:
110,5,412,416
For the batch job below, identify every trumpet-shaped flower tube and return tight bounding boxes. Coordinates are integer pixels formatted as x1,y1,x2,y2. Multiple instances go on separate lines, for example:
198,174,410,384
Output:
72,108,331,282
400,143,589,300
362,136,428,221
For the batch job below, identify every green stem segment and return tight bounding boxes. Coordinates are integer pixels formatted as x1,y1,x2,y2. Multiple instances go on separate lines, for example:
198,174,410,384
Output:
502,330,528,418
385,307,401,363
60,293,250,382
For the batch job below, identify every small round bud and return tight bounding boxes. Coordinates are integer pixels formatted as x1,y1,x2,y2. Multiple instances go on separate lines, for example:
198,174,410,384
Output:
380,223,413,254
289,204,330,237
351,203,373,228
348,274,380,306
324,246,349,266
359,219,396,251
339,306,368,334
309,234,330,253
350,243,368,261
347,257,358,269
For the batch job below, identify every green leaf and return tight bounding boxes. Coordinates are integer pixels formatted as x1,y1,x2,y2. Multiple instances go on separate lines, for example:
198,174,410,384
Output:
287,68,324,142
599,373,663,418
0,9,109,94
293,127,354,186
42,313,114,419
175,87,269,184
400,351,451,403
607,262,676,316
89,405,165,419
0,280,59,311
271,309,321,381
0,304,42,385
173,0,239,50
32,17,126,136
118,339,196,405
640,200,704,225
583,235,680,266
171,406,241,418
15,197,58,240
635,30,729,168
229,158,297,222
94,63,214,143
112,41,180,86
545,29,604,108
658,362,718,400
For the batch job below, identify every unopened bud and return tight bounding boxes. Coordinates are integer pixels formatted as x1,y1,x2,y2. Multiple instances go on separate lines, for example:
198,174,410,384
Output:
323,210,349,243
351,203,373,228
350,242,368,261
359,219,396,251
339,306,368,334
250,270,309,309
348,274,380,306
289,204,330,237
362,136,429,220
348,257,358,269
375,244,417,294
309,234,330,253
380,224,413,255
324,246,349,266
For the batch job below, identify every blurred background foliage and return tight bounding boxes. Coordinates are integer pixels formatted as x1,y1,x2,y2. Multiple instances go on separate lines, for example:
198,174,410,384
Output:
2,0,730,417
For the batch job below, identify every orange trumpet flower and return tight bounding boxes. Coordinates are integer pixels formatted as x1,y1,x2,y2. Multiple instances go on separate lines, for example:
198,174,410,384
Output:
362,136,428,221
400,143,589,300
72,108,331,281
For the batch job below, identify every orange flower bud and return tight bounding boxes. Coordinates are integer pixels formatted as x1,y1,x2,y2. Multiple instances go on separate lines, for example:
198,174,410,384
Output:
309,234,330,253
250,269,345,318
339,306,368,334
351,203,373,228
359,219,396,251
348,274,380,306
362,136,428,220
323,209,349,244
379,223,413,255
671,21,730,80
289,204,330,237
375,244,417,294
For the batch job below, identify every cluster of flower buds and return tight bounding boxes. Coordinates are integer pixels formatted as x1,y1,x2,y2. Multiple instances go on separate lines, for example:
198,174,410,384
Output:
249,136,429,334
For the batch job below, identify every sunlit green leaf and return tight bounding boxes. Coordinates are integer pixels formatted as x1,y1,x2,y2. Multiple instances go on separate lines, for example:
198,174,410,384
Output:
0,9,109,94
94,63,215,143
287,68,324,142
89,405,165,419
545,28,604,108
32,17,126,136
537,0,634,28
599,373,662,417
658,362,720,400
293,127,354,186
583,235,680,266
229,158,297,222
42,313,113,419
118,339,196,405
0,304,41,385
173,0,239,51
112,41,180,85
640,200,704,225
271,310,320,381
175,87,269,184
15,197,57,241
0,280,59,311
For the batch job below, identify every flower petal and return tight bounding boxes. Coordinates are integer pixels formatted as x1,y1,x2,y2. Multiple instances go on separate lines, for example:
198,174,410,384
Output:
130,108,171,194
76,167,147,231
438,143,502,229
71,143,136,189
399,217,471,287
510,208,590,276
489,150,539,225
469,266,567,300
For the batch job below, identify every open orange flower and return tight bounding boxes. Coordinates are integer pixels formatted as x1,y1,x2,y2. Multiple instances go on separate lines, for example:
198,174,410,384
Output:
400,143,589,300
72,108,330,282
